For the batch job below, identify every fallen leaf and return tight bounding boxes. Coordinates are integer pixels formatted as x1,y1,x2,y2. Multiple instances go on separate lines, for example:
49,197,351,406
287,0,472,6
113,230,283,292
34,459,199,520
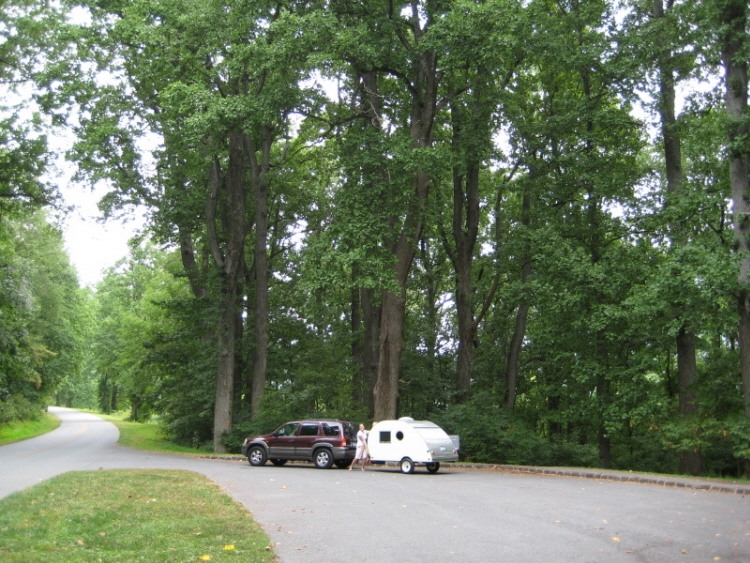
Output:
76,540,84,546
199,555,211,561
680,549,688,554
612,537,620,542
99,532,106,537
713,558,721,561
224,545,235,551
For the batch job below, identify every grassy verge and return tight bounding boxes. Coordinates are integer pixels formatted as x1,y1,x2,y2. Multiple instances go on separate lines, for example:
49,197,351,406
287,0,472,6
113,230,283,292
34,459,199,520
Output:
87,411,219,456
0,412,61,446
0,469,277,563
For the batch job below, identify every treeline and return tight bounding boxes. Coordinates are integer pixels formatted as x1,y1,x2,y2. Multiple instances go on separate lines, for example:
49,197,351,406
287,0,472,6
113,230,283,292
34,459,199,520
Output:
3,0,750,477
0,1,92,425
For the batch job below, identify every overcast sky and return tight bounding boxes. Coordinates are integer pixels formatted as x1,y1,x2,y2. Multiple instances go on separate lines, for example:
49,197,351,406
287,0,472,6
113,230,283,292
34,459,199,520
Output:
49,130,145,288
59,181,145,288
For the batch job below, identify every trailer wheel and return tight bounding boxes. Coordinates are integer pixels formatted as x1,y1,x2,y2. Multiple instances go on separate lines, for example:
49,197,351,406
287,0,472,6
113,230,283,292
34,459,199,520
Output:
426,462,440,473
400,457,415,474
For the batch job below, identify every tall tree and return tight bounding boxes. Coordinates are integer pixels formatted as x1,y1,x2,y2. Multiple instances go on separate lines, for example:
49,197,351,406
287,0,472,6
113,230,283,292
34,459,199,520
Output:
715,0,750,473
436,0,524,401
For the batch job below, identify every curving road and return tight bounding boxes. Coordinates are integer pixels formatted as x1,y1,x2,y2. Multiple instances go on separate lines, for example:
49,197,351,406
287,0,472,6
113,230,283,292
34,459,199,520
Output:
1,407,749,562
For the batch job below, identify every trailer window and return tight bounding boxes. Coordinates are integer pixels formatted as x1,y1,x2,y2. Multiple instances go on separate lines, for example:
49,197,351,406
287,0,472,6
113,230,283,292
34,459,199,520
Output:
379,431,391,443
396,431,404,440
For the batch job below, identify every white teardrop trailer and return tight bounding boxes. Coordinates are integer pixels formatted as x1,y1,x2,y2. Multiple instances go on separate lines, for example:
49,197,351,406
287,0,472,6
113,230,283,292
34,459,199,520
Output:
367,417,459,474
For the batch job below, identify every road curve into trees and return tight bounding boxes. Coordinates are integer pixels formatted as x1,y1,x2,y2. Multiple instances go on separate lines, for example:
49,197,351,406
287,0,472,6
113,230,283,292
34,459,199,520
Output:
1,408,748,563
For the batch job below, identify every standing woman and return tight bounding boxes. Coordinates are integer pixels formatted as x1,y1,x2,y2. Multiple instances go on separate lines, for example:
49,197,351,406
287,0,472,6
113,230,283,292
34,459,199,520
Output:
349,423,370,471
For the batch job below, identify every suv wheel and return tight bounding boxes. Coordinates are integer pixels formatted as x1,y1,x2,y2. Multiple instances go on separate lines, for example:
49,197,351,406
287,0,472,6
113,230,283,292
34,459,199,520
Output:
247,445,267,466
313,448,334,469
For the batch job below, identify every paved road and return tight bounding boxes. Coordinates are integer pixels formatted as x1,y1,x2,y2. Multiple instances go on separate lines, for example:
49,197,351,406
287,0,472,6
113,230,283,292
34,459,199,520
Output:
1,407,749,562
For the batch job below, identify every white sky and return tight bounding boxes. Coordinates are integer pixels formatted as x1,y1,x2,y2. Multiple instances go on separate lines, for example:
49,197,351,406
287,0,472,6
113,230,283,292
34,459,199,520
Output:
1,59,142,289
58,181,145,288
49,127,145,289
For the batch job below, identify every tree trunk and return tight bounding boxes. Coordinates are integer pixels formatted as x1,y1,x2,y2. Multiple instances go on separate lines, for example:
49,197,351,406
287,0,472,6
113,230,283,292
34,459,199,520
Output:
213,281,238,452
596,379,612,469
249,127,272,420
352,69,388,418
653,0,702,476
454,165,480,400
677,326,701,475
373,287,406,420
212,129,247,452
361,287,380,416
739,293,750,419
719,0,750,476
178,225,207,299
505,192,532,410
351,285,364,407
371,5,438,420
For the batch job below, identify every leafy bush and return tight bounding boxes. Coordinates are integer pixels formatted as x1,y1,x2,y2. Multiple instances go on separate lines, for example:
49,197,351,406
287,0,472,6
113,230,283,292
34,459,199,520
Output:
434,393,597,467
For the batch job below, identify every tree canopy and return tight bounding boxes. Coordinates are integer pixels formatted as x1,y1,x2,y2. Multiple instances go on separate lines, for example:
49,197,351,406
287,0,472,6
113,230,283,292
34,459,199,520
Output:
2,0,750,477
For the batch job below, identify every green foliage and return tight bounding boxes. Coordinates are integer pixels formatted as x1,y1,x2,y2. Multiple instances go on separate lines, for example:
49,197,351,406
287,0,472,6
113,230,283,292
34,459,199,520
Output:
435,393,598,467
0,211,88,425
10,0,748,477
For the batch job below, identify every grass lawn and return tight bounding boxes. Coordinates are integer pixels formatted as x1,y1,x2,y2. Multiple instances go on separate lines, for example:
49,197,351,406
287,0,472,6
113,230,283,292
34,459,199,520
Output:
0,469,277,563
87,411,229,456
0,412,61,446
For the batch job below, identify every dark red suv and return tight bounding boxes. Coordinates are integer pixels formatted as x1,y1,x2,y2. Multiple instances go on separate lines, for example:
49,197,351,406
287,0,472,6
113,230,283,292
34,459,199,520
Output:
241,419,357,469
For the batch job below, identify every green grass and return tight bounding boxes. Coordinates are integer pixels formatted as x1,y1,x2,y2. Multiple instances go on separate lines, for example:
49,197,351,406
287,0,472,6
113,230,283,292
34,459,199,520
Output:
87,411,223,456
0,469,277,563
0,412,61,446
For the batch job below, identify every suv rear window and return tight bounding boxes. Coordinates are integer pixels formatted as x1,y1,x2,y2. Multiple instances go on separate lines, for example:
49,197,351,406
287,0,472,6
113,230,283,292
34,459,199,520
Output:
342,422,356,440
322,423,340,437
300,424,319,436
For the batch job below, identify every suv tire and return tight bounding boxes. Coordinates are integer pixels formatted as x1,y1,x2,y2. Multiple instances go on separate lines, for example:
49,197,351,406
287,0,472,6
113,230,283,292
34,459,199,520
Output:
313,448,334,469
248,445,267,466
